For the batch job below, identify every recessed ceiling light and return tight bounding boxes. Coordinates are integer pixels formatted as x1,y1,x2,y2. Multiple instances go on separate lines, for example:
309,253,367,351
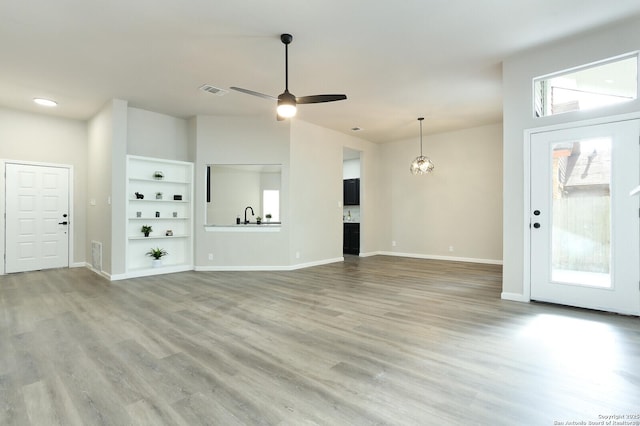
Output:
33,98,57,107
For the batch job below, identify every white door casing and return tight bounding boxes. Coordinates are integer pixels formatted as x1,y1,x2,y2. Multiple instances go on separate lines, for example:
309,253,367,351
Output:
5,163,70,273
529,119,640,315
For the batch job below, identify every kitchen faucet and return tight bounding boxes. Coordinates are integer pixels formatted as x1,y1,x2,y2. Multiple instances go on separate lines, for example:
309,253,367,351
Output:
244,206,254,224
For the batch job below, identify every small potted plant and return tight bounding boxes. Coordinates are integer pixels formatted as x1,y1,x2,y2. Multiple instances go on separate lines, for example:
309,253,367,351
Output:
141,225,152,237
256,216,262,225
146,247,168,267
265,213,272,223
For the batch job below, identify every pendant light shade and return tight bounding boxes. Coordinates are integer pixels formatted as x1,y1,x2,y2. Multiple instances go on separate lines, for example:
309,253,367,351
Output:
410,117,434,175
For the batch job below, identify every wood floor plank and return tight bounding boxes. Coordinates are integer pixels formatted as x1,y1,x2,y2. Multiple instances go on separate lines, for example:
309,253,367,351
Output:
0,373,30,426
126,398,190,426
1,256,639,425
22,381,61,426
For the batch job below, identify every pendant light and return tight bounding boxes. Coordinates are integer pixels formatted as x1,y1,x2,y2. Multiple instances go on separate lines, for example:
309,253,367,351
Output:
410,117,434,175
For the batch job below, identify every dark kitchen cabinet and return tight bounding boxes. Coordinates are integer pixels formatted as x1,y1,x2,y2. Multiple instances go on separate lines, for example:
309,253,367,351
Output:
343,223,360,255
343,178,360,205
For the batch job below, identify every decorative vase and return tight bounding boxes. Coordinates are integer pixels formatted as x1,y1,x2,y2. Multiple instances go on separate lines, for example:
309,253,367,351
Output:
152,259,163,268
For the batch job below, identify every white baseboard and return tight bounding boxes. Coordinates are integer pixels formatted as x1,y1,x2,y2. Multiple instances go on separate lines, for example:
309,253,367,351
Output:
376,251,503,265
84,263,112,280
501,292,530,302
111,265,193,281
195,257,344,272
195,265,288,272
288,257,344,270
358,251,378,258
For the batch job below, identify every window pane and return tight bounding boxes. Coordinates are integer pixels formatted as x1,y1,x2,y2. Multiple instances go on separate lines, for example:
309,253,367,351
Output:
551,138,611,288
263,190,279,222
535,55,637,117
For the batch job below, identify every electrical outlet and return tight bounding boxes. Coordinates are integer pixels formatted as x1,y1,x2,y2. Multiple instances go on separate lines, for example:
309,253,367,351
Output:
295,251,300,259
449,246,454,252
208,253,213,260
392,241,396,247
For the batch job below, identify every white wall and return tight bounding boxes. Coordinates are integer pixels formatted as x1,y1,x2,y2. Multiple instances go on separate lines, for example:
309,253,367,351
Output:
191,116,380,269
378,123,503,263
87,99,128,276
193,115,291,268
502,17,640,299
87,102,115,275
290,120,381,261
289,121,344,263
111,100,128,275
127,107,190,161
0,108,88,271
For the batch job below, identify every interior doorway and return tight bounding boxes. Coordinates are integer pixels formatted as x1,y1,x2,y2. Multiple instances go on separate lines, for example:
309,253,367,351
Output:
343,148,362,256
4,162,71,273
528,119,640,314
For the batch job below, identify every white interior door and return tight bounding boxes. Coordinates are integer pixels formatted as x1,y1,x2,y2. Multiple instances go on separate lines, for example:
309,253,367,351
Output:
530,120,640,315
5,163,70,273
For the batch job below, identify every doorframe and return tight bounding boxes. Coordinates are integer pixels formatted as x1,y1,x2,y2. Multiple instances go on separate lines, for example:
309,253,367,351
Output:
1,159,75,275
522,112,640,303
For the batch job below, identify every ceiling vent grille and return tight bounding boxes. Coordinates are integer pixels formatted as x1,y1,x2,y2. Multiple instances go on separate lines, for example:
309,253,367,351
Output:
199,84,228,96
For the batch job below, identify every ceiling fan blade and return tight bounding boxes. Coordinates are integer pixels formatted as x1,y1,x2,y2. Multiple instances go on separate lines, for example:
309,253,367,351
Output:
231,34,347,118
296,94,347,104
229,87,277,101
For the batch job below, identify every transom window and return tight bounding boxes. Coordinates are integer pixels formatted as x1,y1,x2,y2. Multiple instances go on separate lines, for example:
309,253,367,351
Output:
534,53,638,117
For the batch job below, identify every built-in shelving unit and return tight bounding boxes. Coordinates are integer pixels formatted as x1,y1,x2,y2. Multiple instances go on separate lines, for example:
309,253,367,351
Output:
126,155,194,277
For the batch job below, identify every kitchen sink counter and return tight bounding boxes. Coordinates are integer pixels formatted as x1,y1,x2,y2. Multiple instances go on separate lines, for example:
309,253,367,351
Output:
205,223,281,232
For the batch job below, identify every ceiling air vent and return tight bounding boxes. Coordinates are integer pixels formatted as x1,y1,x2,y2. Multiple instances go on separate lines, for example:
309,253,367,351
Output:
199,84,228,96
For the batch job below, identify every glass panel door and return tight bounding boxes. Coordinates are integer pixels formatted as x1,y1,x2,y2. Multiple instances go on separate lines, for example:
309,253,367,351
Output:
530,120,640,315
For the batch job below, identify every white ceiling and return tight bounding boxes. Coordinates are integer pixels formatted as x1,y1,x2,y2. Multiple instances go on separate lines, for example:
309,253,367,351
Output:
2,0,640,143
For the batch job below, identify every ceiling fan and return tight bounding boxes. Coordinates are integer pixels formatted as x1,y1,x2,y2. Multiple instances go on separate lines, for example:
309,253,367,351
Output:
230,33,347,120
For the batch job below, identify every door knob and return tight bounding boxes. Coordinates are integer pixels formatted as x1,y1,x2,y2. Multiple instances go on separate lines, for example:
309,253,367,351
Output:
533,223,540,229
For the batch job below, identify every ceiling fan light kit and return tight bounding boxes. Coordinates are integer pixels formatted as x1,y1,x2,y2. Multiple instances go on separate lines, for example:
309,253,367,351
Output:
230,33,347,120
277,90,297,118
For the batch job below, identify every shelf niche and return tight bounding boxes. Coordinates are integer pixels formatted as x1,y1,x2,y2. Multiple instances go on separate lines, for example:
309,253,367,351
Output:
126,155,194,278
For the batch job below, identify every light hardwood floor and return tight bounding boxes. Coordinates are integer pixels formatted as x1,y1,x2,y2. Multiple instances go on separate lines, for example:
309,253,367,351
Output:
1,256,638,425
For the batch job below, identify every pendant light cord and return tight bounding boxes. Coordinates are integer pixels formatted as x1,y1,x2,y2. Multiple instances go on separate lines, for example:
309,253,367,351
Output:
418,117,424,156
